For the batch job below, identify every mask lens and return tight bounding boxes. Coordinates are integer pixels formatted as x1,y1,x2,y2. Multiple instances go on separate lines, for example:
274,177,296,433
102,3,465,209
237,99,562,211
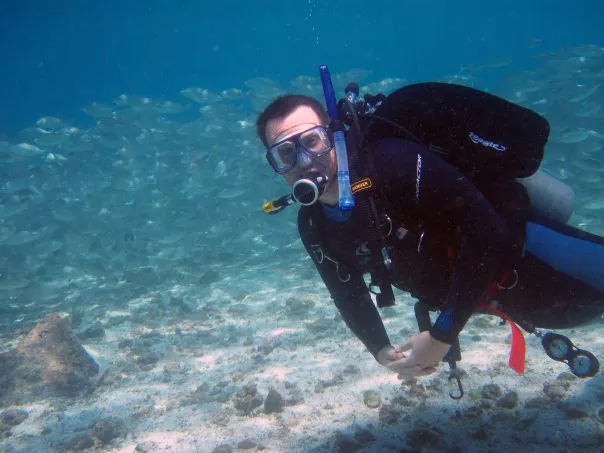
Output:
269,141,297,173
267,126,331,174
300,128,330,155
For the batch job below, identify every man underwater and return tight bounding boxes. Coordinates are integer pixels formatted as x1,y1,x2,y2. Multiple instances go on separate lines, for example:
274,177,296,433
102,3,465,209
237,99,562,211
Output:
256,84,604,379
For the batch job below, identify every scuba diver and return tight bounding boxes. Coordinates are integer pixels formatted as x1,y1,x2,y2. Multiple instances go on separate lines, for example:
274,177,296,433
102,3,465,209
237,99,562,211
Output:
257,69,603,392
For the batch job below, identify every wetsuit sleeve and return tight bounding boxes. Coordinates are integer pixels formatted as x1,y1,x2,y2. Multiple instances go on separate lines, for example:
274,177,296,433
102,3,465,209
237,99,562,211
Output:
297,208,392,358
372,138,514,344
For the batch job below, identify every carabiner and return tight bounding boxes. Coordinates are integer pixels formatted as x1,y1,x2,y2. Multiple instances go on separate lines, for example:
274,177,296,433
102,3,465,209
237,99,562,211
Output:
448,361,464,400
448,373,464,400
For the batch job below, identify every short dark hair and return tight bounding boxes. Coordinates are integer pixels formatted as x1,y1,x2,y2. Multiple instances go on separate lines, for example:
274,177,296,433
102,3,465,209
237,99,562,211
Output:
256,94,329,148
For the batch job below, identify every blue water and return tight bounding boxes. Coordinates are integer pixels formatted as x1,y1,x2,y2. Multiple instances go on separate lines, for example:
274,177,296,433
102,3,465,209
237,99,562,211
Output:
1,0,603,137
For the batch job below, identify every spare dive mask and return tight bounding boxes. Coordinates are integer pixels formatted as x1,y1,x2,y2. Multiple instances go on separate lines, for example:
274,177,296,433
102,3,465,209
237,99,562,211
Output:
265,125,331,174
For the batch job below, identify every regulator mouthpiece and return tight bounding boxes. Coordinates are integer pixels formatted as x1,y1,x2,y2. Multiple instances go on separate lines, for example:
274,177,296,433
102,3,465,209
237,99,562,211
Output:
292,172,329,206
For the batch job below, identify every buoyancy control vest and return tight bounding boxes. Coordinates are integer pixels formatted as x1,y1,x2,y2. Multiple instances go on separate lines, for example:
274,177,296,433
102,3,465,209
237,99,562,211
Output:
343,82,548,275
360,82,550,184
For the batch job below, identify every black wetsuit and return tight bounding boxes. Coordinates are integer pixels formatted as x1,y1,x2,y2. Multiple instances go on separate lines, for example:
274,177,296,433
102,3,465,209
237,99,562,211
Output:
298,138,604,359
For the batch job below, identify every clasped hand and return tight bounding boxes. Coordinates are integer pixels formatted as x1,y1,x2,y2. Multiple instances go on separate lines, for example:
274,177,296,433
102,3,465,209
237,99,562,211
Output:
377,331,451,377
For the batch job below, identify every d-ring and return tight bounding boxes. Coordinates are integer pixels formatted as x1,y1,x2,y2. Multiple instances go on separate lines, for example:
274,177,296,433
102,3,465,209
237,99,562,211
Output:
497,269,518,290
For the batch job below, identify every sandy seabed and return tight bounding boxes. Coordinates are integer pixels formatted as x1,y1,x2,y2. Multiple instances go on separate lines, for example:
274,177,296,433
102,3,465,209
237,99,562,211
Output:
0,279,603,453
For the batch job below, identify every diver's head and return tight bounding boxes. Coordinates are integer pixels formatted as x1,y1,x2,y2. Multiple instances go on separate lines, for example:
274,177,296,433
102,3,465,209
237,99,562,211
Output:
257,95,338,206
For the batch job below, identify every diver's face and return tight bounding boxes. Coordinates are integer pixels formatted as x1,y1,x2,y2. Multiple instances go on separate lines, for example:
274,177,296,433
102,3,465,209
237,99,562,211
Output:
265,106,337,189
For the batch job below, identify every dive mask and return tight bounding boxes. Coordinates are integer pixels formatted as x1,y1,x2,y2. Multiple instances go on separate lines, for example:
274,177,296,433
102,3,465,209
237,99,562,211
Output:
266,125,332,174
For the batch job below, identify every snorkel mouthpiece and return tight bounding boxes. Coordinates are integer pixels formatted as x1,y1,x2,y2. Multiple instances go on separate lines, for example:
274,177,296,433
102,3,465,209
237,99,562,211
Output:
292,172,329,205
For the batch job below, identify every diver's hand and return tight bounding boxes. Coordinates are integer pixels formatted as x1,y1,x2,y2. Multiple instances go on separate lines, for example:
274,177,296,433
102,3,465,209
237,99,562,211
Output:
376,345,406,367
388,331,452,377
